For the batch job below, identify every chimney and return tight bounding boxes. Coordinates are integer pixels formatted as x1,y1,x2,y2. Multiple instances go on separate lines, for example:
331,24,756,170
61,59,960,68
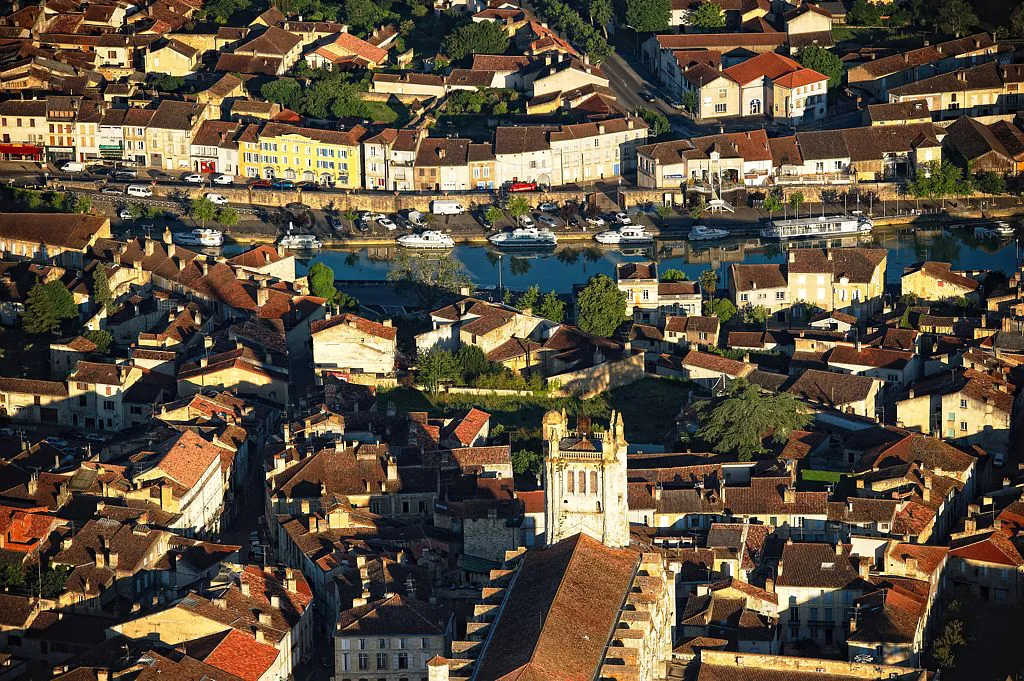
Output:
107,550,118,569
240,582,251,597
257,278,269,307
163,227,172,245
145,239,155,256
167,242,176,258
255,629,266,644
835,543,843,556
783,486,795,503
94,548,106,569
270,595,281,609
160,483,172,509
764,577,774,593
857,558,870,578
96,670,109,681
200,260,209,276
213,597,227,609
258,612,272,626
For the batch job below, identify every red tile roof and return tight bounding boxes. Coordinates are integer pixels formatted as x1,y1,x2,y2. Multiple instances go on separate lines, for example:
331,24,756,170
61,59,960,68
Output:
311,313,397,340
202,629,280,681
155,429,222,488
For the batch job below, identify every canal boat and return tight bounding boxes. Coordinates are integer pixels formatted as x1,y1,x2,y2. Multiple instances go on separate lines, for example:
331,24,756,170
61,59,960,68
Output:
760,214,873,240
488,227,558,248
688,225,730,241
396,230,455,249
594,225,653,245
173,229,224,247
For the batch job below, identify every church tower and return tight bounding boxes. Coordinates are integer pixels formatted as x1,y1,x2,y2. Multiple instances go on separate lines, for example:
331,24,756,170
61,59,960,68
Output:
542,409,630,548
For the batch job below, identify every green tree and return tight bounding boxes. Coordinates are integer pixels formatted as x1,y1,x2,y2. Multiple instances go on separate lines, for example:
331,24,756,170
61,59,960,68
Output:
931,619,966,669
417,348,460,392
0,553,26,589
261,78,304,111
623,0,671,32
442,20,510,60
576,273,627,337
698,269,718,299
127,202,146,220
681,89,699,114
345,0,395,33
516,284,541,312
506,195,531,218
455,345,492,382
92,264,114,313
335,291,360,311
706,297,736,323
34,565,71,599
512,449,544,475
690,196,708,219
798,45,844,88
24,280,77,334
788,191,805,216
216,206,240,227
689,1,725,29
587,0,613,33
84,329,113,354
846,0,883,25
308,262,341,304
742,303,771,326
189,197,218,228
934,0,977,35
660,268,688,281
696,379,811,460
762,192,783,217
387,251,472,307
1012,4,1024,37
976,171,1006,196
536,290,565,323
638,107,671,137
485,206,503,226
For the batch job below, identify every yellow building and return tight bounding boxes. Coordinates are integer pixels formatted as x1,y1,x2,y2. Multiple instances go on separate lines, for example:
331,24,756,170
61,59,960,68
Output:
238,122,367,188
901,261,979,301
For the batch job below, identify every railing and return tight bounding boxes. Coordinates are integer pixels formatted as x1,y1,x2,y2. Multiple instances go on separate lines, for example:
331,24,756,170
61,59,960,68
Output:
773,172,855,185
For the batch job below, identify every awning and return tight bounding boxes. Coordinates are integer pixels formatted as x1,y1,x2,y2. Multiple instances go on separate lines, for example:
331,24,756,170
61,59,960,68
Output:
0,144,42,156
460,554,499,574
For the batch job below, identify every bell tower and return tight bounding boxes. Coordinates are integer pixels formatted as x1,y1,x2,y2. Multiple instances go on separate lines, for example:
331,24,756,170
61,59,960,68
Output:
543,409,629,548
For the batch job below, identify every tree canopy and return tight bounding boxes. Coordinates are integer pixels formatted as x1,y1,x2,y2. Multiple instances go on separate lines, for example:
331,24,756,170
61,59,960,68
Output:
660,268,688,282
706,297,736,323
84,329,113,354
576,273,627,337
387,251,472,307
536,291,565,323
92,264,114,313
696,379,811,460
689,1,725,29
622,0,672,32
308,262,341,304
189,197,218,227
417,348,461,393
443,20,510,60
909,161,973,204
24,280,77,334
798,46,844,88
934,0,977,36
638,108,671,137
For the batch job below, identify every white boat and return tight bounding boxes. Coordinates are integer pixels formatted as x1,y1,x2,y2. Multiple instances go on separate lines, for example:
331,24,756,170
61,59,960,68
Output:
974,221,1014,238
488,227,558,248
279,233,322,250
594,225,653,245
760,214,873,240
396,230,455,249
688,225,730,241
173,228,224,247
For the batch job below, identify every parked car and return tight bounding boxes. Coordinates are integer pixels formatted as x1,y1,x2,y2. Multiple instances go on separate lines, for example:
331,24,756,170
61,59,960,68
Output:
538,202,558,212
378,217,397,230
272,179,294,190
119,207,133,219
212,174,233,185
45,437,69,450
326,214,342,230
183,173,204,184
85,433,107,444
296,181,320,191
585,216,605,227
250,179,272,189
518,214,535,228
0,428,14,438
205,193,228,205
614,212,632,224
536,214,558,228
639,91,656,103
101,185,123,195
507,181,537,192
112,170,137,180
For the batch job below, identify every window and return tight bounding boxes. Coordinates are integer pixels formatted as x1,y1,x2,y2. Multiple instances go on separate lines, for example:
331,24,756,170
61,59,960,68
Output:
358,654,369,670
590,471,597,495
960,398,968,409
376,653,387,670
396,653,409,669
776,291,785,300
578,471,586,494
790,606,799,621
740,293,748,302
714,103,727,113
566,473,574,494
960,421,968,431
103,400,115,411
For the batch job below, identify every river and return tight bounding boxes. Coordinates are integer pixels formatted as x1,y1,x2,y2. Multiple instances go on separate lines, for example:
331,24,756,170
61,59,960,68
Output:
289,226,1022,294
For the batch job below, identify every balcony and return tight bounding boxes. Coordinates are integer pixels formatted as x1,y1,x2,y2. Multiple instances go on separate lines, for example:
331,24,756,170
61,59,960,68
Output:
772,172,855,186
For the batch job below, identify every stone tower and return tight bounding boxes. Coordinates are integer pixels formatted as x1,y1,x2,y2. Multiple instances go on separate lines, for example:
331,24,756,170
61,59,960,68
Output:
542,408,630,548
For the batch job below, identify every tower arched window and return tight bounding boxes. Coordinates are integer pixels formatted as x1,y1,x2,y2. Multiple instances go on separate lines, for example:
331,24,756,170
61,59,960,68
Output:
578,471,586,495
590,471,598,495
566,472,574,494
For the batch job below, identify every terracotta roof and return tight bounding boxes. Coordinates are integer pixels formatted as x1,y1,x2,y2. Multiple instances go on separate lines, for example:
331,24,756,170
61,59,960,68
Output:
0,213,108,251
827,345,913,370
616,261,656,280
950,531,1024,567
201,629,280,681
787,369,877,406
730,263,786,292
311,313,397,340
315,31,389,64
723,51,801,85
154,429,223,488
0,376,68,396
776,542,866,589
447,408,490,447
909,261,978,291
336,593,451,635
681,349,752,377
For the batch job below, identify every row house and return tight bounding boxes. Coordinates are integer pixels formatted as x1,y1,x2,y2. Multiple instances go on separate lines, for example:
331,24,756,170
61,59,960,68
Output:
943,116,1024,175
888,62,1024,121
615,261,702,324
311,312,398,382
215,25,304,75
362,128,419,191
238,122,366,188
643,33,788,96
637,128,773,195
414,137,496,191
190,119,244,175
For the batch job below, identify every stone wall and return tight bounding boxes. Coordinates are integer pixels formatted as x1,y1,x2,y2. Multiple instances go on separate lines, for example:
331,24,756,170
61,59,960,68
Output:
698,650,923,679
548,352,646,399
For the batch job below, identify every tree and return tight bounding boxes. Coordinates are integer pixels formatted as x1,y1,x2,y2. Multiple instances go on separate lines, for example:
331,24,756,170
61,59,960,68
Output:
516,284,541,312
976,171,1006,196
485,206,503,226
623,0,671,32
0,553,25,589
698,269,718,299
24,280,77,334
846,0,883,25
681,89,699,114
127,202,146,220
798,45,844,88
690,196,708,219
345,0,395,33
742,303,771,326
706,297,736,323
335,291,359,311
637,107,670,137
576,273,627,337
92,264,113,313
587,0,612,34
387,251,472,307
33,565,70,599
689,1,725,29
189,197,217,228
512,449,544,475
762,192,783,217
417,348,460,392
505,195,531,218
308,262,341,304
931,619,966,669
261,78,304,111
660,268,688,282
696,379,811,460
1013,4,1024,37
455,345,491,382
216,206,240,227
788,191,805,216
442,20,510,60
536,290,565,323
934,0,977,35
84,329,113,354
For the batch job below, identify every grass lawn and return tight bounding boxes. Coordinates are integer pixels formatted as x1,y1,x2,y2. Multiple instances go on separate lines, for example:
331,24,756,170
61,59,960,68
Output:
801,469,844,483
362,100,408,126
379,376,692,446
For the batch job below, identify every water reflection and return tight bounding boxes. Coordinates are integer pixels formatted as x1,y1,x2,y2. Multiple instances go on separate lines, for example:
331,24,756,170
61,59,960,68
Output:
313,228,1021,292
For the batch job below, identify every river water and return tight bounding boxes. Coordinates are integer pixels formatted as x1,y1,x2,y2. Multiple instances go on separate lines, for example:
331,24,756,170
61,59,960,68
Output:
293,226,1022,294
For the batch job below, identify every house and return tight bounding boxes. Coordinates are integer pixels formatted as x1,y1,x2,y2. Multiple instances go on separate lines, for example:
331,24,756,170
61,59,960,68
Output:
663,349,754,388
334,594,453,681
0,377,70,425
942,116,1018,175
680,579,779,653
305,31,389,69
311,313,397,382
615,262,702,323
143,39,199,76
217,26,303,75
238,122,366,188
637,129,774,193
362,128,420,191
0,213,110,269
66,360,142,431
722,51,828,123
190,119,244,176
826,344,920,392
177,346,290,406
901,261,979,302
786,248,888,319
664,315,720,350
729,263,789,320
783,2,834,54
644,33,789,96
888,62,1024,120
866,100,932,126
145,100,208,171
787,369,883,419
896,368,1013,452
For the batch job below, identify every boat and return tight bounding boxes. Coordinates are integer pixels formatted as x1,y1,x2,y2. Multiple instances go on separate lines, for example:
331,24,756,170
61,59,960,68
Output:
487,226,558,248
974,221,1014,238
173,228,224,247
279,233,322,250
760,214,873,240
396,230,455,249
594,225,653,245
688,225,730,241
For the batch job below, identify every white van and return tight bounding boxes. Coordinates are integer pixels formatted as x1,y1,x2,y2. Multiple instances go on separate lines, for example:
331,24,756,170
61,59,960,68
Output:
431,200,465,215
126,185,153,197
59,161,86,173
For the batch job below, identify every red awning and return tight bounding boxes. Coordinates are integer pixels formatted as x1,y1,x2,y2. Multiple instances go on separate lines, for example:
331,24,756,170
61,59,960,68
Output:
0,144,42,155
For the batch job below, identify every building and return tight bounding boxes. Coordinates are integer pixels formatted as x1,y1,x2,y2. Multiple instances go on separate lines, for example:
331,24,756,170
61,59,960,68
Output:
306,31,389,69
362,128,419,191
722,51,828,123
238,122,366,188
729,263,789,320
902,261,979,302
333,594,453,681
787,369,883,419
145,100,208,171
0,213,111,269
888,61,1024,120
66,360,142,431
143,39,199,76
942,115,1019,175
311,313,397,382
615,262,702,323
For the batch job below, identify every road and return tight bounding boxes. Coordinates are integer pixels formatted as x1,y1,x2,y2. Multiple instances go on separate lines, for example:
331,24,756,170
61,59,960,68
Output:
599,50,702,136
